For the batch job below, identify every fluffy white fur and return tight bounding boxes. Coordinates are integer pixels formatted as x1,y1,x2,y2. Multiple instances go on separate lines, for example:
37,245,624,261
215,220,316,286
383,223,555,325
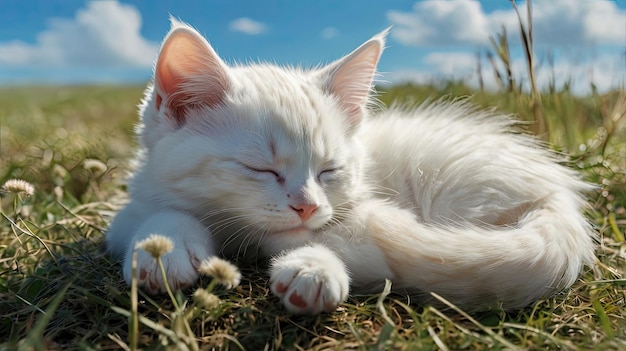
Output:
106,19,596,314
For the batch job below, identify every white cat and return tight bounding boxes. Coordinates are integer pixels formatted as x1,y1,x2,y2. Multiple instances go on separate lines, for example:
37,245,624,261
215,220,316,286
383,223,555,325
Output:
106,19,596,314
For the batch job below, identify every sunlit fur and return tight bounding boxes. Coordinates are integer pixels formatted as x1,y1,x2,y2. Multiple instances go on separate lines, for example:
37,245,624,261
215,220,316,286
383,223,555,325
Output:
107,19,596,314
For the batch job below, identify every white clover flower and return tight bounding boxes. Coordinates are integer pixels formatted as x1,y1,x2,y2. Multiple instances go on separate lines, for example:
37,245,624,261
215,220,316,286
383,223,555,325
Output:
193,288,220,309
198,257,241,289
135,234,174,259
2,179,35,197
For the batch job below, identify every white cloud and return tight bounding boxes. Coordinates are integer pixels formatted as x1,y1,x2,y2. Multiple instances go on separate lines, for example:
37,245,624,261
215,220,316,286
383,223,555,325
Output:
388,0,490,47
387,0,626,48
0,1,158,68
321,27,339,40
528,0,626,46
229,18,268,35
424,52,477,76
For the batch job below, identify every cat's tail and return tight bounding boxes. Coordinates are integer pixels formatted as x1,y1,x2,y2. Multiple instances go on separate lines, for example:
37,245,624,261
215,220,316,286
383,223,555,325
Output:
344,102,597,310
345,187,596,311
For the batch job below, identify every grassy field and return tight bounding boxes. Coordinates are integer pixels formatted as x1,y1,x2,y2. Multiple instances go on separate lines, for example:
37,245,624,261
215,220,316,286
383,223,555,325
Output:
1,83,625,350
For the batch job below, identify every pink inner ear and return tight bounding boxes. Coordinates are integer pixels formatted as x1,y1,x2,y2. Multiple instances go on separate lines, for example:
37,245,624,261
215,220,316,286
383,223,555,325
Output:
154,27,229,126
327,40,382,129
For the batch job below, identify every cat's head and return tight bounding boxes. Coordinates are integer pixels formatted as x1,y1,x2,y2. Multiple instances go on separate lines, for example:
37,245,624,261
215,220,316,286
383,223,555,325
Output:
137,19,386,254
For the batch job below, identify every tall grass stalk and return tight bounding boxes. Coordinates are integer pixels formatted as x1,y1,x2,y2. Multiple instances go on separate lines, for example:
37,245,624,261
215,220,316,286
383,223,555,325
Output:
488,26,514,93
510,0,547,138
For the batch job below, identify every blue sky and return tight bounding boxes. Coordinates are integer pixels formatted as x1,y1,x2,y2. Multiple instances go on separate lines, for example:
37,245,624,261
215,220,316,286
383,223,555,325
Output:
1,0,625,95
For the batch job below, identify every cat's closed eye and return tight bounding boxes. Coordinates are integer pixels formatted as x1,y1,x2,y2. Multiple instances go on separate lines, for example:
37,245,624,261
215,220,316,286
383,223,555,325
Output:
318,168,338,183
240,163,285,184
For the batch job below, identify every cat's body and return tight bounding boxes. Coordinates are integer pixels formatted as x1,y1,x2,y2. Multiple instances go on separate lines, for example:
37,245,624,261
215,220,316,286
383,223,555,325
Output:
106,19,596,314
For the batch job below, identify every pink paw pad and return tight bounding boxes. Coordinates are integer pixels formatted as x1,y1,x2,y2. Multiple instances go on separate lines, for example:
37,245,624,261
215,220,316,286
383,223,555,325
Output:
275,282,289,294
288,292,308,308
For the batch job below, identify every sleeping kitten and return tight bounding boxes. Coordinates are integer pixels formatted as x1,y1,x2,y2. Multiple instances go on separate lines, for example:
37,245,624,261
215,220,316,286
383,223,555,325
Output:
106,19,596,314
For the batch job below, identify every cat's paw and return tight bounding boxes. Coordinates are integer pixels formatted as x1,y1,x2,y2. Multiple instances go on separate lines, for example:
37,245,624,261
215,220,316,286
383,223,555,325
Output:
124,237,209,294
269,244,350,314
121,211,214,294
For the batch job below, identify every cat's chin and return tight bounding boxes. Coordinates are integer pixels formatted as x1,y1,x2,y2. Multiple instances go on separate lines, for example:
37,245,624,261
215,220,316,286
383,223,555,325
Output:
273,226,312,236
261,227,317,255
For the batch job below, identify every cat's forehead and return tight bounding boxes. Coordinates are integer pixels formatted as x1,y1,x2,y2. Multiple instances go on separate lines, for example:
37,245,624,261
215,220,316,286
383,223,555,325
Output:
233,65,344,140
234,65,322,112
227,65,347,162
254,107,335,163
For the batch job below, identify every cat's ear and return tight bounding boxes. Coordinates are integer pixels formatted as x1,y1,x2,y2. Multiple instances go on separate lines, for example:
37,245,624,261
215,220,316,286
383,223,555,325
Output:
318,28,388,129
154,18,230,126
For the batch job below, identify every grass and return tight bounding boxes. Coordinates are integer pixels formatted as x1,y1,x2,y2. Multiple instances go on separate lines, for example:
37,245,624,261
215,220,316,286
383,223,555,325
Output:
0,82,625,350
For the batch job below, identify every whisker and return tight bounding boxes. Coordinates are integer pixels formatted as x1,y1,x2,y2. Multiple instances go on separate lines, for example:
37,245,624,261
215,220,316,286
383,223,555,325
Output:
234,222,265,259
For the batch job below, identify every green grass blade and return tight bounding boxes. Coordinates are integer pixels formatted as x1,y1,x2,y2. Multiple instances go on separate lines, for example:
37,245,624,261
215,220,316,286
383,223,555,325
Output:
18,281,72,351
592,297,615,338
608,212,624,242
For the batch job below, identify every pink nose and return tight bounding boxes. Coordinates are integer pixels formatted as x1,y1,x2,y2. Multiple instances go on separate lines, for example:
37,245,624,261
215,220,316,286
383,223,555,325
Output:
290,203,318,221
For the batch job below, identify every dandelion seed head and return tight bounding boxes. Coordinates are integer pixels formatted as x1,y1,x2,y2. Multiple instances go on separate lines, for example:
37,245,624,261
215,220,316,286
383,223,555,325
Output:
198,257,241,289
193,288,220,309
2,179,35,197
135,234,174,258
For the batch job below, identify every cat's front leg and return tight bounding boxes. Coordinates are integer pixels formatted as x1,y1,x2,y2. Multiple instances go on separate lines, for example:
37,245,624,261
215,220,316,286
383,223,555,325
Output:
269,244,350,314
119,210,214,293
